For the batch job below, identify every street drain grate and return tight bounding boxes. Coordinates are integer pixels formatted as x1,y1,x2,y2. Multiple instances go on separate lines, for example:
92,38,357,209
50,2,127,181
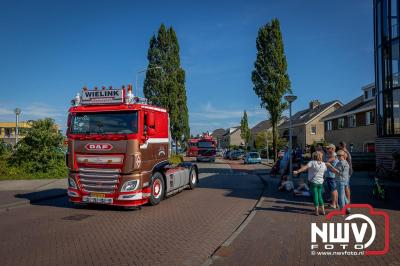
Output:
62,214,93,221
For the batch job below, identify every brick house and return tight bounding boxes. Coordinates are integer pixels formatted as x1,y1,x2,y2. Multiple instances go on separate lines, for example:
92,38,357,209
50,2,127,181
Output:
211,128,226,149
220,127,244,149
322,84,376,152
249,118,287,149
278,100,342,150
0,121,31,146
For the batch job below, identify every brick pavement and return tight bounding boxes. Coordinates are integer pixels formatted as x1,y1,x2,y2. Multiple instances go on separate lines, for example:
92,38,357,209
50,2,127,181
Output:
211,164,400,266
0,162,263,266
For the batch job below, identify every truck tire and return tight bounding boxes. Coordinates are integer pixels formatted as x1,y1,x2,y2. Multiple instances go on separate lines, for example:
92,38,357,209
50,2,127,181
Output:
149,172,165,206
189,168,197,189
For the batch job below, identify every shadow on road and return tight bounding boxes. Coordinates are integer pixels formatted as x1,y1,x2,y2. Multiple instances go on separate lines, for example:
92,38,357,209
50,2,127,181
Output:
15,189,67,203
16,166,265,211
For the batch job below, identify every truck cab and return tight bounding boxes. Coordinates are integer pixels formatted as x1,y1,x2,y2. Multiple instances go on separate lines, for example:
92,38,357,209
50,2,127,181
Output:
66,85,198,208
196,135,216,162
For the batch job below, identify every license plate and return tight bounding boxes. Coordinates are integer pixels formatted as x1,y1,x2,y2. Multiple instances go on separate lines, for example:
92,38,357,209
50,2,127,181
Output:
90,193,105,198
82,196,113,204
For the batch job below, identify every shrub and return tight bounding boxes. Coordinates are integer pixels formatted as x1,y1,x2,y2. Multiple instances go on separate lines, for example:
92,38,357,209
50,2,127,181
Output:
169,155,184,165
7,118,67,177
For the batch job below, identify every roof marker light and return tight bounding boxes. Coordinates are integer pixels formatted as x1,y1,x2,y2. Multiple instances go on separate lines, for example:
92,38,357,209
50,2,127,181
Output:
73,93,81,106
125,84,134,104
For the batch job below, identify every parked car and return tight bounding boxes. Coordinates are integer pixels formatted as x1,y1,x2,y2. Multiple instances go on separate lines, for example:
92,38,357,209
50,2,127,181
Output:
230,150,245,160
216,149,224,157
243,152,262,164
223,150,232,159
260,148,271,159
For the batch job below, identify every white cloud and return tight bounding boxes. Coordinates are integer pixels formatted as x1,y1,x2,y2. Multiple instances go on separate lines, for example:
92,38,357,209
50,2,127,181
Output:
189,102,269,135
0,102,64,121
0,107,14,115
190,102,267,120
23,103,63,118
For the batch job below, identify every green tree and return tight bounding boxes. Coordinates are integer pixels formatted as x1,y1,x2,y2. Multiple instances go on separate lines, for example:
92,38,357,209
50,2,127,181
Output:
240,110,251,149
143,24,190,151
252,19,291,161
0,141,12,157
10,118,65,173
255,131,270,150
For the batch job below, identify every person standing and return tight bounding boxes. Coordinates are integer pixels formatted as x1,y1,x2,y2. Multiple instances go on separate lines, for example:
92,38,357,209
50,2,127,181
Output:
324,144,338,209
326,150,350,210
339,141,352,213
316,143,325,158
280,146,290,175
294,151,327,216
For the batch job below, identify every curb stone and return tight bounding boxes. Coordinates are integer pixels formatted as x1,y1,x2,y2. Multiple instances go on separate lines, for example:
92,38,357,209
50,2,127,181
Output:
202,169,269,265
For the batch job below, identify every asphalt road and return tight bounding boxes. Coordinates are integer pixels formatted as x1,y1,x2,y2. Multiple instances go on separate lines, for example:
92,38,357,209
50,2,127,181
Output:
0,160,264,266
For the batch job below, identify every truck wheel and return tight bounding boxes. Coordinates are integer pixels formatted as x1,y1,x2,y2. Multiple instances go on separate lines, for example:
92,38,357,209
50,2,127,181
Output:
149,172,165,206
189,168,197,189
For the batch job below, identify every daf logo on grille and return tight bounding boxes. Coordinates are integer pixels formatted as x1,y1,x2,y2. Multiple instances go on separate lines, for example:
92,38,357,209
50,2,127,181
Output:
85,143,113,151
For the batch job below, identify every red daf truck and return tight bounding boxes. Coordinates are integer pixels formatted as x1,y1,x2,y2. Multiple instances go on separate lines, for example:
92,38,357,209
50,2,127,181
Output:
66,85,198,208
187,138,199,157
196,135,216,162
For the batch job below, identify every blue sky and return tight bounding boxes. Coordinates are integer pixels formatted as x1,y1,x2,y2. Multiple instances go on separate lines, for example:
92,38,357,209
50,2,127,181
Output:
0,0,374,135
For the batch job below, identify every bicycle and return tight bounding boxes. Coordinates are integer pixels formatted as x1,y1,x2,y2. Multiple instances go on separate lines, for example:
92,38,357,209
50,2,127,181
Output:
373,150,400,200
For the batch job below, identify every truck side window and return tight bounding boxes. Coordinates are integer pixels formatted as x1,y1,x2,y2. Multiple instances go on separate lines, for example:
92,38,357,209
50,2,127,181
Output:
144,114,148,134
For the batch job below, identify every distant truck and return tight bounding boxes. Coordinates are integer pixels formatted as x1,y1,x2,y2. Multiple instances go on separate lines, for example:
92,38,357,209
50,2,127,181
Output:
196,135,216,162
187,138,199,157
66,85,198,208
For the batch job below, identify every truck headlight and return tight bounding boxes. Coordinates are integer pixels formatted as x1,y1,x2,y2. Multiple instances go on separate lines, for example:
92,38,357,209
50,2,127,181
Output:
68,178,77,189
121,180,139,192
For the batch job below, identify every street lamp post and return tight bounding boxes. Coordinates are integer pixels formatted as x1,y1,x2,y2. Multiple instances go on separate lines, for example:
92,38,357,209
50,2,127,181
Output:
284,95,297,180
14,108,21,145
135,66,163,96
265,131,270,163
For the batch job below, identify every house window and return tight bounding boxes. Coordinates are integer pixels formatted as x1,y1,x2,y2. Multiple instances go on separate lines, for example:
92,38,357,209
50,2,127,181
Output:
348,115,356,128
364,90,369,100
366,111,375,125
310,125,317,135
338,118,345,129
4,128,11,137
326,121,332,131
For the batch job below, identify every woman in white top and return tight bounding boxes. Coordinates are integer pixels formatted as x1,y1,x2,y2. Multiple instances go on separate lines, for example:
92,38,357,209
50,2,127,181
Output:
294,151,327,216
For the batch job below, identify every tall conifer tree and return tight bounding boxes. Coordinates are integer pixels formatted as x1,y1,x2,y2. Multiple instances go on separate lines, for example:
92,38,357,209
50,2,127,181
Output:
144,24,190,150
252,19,291,160
240,110,251,149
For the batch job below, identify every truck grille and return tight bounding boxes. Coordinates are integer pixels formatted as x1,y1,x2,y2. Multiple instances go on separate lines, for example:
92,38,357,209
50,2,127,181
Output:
78,168,120,193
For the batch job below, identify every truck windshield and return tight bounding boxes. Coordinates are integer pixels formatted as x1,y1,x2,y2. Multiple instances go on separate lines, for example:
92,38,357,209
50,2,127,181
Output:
198,141,214,149
70,111,138,134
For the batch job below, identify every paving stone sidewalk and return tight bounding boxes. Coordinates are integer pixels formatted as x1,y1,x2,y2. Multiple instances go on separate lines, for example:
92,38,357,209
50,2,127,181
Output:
212,171,400,266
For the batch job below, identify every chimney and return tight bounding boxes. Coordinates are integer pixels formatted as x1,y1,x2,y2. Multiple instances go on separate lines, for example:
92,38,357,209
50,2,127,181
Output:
309,100,320,110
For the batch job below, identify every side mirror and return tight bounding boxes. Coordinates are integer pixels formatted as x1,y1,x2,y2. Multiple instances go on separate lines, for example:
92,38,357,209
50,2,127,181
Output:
146,112,155,128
